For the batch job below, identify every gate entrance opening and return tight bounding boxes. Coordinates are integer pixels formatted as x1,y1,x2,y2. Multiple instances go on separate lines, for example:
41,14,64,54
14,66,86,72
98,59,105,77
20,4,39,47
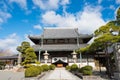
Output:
52,57,68,67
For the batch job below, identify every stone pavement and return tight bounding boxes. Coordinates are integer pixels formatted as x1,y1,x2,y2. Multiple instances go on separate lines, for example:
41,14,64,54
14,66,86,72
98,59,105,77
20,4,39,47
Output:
0,68,110,80
40,68,81,80
0,70,24,80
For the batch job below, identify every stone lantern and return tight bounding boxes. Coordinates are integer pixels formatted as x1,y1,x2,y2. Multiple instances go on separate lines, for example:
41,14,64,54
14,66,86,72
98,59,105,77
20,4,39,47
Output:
17,52,21,67
43,50,49,64
71,50,77,63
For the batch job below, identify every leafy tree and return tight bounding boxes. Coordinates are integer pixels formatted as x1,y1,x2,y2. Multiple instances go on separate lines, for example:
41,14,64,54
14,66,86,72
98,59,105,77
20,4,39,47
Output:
24,48,37,64
77,7,120,76
78,7,120,53
90,33,120,51
94,21,120,36
16,41,37,64
17,41,30,57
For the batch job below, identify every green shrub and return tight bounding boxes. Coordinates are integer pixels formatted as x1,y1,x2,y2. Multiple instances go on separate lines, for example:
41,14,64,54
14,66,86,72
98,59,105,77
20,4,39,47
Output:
41,64,49,71
25,66,39,77
35,61,40,65
70,64,78,71
65,65,71,70
0,61,5,70
0,61,6,66
24,64,34,68
36,66,43,74
83,65,93,70
49,64,56,70
82,70,92,75
79,65,93,75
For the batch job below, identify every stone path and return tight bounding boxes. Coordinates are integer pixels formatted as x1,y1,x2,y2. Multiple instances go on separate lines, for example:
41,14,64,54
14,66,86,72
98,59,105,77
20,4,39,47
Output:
0,70,24,80
40,68,81,80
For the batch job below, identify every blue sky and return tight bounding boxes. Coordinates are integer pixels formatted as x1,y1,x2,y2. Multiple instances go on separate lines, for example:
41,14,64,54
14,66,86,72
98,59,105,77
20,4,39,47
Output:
0,0,120,54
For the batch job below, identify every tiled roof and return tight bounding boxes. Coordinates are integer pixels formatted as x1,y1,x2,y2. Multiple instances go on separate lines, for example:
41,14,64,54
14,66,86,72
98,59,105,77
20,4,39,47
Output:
28,28,92,39
43,28,79,39
0,55,18,60
32,44,88,51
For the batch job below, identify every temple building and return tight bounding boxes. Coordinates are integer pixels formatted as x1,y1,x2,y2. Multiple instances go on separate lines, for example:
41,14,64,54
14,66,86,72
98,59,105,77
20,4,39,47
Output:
28,28,94,67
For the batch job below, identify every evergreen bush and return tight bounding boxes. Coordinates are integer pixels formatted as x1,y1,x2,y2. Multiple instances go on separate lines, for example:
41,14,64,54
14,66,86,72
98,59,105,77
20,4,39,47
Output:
25,66,39,77
84,65,93,70
36,66,43,74
79,65,93,75
82,70,92,75
70,64,78,71
35,61,40,65
65,65,71,71
41,64,49,71
0,61,5,70
49,64,56,70
24,64,34,68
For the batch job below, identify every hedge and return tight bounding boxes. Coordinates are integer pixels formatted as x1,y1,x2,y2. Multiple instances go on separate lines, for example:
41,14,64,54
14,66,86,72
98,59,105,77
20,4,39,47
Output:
25,64,55,77
65,65,71,71
0,61,5,70
79,65,93,75
41,64,49,72
24,64,34,68
25,66,40,77
70,64,78,71
82,70,92,75
49,64,56,70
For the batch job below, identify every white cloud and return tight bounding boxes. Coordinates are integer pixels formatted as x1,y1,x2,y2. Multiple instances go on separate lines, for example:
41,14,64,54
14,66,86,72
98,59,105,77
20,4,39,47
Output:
32,0,70,10
60,0,70,5
42,5,106,34
0,1,11,25
98,0,102,4
9,0,32,15
0,18,3,23
77,6,105,33
0,33,38,54
9,0,27,9
42,11,78,27
32,0,58,10
0,33,20,53
24,34,34,45
33,24,42,30
0,0,8,12
0,11,11,24
109,5,115,10
116,0,120,4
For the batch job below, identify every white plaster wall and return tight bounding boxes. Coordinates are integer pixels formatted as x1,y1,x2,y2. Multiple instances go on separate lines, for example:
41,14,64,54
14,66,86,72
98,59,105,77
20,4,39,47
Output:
40,63,51,65
31,63,51,66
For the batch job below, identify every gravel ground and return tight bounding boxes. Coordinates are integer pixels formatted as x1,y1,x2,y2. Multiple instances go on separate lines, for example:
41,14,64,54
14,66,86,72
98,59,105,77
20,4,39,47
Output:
40,68,81,80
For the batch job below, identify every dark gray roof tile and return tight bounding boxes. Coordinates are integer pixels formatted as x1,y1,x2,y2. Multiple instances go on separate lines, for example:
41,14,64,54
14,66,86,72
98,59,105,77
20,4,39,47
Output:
0,55,18,59
29,28,93,39
32,44,88,51
43,28,78,39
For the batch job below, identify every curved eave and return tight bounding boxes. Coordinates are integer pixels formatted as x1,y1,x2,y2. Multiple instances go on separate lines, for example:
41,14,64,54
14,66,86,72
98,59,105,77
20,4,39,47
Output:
32,44,88,52
0,55,18,60
28,34,93,40
80,34,93,43
28,35,42,44
28,34,93,44
28,35,42,39
79,34,93,38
